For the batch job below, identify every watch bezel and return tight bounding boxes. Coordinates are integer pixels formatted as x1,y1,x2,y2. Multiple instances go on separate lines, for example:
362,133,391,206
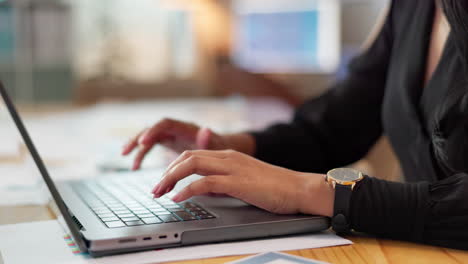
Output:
326,168,364,190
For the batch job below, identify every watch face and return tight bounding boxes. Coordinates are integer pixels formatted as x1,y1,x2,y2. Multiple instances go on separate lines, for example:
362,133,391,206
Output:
328,168,362,182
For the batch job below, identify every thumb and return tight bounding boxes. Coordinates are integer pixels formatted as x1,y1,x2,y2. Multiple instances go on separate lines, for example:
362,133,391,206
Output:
195,127,213,149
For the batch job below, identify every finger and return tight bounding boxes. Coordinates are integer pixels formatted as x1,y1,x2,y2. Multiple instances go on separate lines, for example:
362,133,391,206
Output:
154,149,236,194
140,118,198,146
165,150,231,175
122,140,137,156
122,128,148,155
171,176,230,202
154,155,231,197
195,127,212,149
132,144,152,170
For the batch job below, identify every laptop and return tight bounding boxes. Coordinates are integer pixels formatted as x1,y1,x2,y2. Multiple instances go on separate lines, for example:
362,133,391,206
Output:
0,81,330,257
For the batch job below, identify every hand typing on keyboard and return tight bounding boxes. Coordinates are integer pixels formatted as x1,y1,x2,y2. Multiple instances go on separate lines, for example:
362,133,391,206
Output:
151,150,335,217
121,118,231,170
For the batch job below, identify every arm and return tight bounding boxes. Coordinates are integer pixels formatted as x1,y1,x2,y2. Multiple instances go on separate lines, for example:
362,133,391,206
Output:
251,3,394,173
350,174,468,250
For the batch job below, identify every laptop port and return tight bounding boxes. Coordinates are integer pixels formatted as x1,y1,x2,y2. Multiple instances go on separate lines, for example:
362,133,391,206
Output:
159,235,167,239
119,238,137,243
143,237,152,241
174,233,179,238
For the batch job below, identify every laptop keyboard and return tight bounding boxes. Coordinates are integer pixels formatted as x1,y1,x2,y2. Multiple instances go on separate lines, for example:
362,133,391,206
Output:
75,177,215,228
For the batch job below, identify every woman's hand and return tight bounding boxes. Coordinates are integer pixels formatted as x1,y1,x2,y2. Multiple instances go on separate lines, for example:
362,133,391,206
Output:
121,118,255,170
152,149,335,217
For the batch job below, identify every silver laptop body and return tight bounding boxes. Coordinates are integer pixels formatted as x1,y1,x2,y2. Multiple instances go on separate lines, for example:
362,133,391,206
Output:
0,81,330,257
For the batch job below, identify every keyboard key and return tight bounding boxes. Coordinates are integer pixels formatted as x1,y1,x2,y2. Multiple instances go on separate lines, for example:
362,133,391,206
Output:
94,208,112,214
113,210,131,214
133,210,150,214
158,215,180,223
142,218,163,224
101,216,120,222
160,203,177,208
108,206,127,211
164,204,181,209
125,220,144,226
102,199,118,204
174,212,197,221
168,208,186,212
136,213,155,218
116,213,135,218
97,213,115,218
159,201,176,205
198,214,215,219
122,201,138,205
155,211,172,216
91,206,107,211
120,216,140,221
181,202,197,208
105,220,126,228
105,202,122,206
150,208,168,212
147,205,163,210
189,207,204,212
127,206,145,211
141,200,158,205
190,210,209,216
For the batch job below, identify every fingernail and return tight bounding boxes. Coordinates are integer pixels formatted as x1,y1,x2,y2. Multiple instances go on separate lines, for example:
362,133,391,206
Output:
153,193,162,199
152,184,161,194
172,193,182,203
138,135,146,145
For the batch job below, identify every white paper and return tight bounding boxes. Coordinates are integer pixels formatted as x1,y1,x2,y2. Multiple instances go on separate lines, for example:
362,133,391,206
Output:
0,163,42,188
0,185,49,205
0,221,88,264
0,104,21,157
0,220,351,264
0,159,49,205
0,131,19,156
96,232,350,264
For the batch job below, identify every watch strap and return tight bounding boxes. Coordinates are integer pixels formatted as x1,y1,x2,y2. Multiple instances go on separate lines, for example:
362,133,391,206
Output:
332,184,352,234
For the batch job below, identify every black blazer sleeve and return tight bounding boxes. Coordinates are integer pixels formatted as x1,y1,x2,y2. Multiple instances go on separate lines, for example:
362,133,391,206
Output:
251,3,394,173
350,173,468,249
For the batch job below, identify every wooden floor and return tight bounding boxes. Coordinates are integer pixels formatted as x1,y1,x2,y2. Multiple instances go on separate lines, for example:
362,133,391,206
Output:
2,205,468,264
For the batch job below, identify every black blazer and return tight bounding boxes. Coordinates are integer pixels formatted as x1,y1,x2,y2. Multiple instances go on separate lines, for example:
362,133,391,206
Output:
251,0,468,249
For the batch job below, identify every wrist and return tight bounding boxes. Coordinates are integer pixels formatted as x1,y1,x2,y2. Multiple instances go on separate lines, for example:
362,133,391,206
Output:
298,173,335,217
222,133,256,156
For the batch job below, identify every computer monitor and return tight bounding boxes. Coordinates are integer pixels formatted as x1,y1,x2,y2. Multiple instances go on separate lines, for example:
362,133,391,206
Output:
231,0,340,74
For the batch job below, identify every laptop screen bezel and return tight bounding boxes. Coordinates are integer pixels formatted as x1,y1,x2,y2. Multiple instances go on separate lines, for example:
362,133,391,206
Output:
0,81,89,253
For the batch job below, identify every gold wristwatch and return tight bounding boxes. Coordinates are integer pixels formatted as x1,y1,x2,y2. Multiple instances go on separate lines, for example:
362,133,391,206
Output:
325,168,364,233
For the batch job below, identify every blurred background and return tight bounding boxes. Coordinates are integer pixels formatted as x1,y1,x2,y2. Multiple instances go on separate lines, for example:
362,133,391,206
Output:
0,0,403,209
0,0,387,106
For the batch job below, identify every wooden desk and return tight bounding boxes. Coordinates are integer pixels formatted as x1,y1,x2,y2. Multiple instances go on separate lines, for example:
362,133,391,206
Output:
1,205,468,264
